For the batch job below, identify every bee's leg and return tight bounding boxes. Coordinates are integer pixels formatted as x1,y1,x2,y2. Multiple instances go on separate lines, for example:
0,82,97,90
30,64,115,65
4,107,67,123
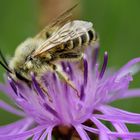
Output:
40,85,53,102
34,76,53,102
57,52,88,86
51,63,80,97
58,52,84,70
58,52,83,60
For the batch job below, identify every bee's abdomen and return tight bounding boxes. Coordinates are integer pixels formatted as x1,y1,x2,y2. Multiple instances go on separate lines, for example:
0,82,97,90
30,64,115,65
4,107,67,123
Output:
88,30,94,42
81,29,97,45
63,29,97,50
63,37,81,50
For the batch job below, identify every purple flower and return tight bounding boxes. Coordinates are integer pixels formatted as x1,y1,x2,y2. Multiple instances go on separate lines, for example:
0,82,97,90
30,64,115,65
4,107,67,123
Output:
1,45,140,140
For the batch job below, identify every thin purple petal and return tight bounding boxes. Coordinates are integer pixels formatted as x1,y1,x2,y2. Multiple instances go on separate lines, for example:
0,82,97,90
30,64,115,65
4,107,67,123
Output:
99,52,108,79
0,100,25,116
83,55,88,86
94,114,140,124
75,125,90,140
0,125,48,139
39,129,49,140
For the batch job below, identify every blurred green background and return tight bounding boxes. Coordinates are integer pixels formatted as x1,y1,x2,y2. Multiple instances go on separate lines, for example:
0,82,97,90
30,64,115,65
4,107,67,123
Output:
0,0,140,131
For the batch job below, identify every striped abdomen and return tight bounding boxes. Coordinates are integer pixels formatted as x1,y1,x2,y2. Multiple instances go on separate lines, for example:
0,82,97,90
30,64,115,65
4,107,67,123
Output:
47,28,98,61
62,29,97,50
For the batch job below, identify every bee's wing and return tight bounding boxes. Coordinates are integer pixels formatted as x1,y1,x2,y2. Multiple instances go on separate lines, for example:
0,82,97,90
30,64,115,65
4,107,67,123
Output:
33,20,93,56
34,4,78,39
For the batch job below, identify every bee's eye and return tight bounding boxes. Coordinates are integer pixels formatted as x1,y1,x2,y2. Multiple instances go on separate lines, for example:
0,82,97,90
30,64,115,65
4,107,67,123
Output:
28,56,33,61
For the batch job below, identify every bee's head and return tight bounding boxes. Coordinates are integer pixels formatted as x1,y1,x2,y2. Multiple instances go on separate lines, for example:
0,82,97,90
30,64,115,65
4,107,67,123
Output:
9,38,43,72
0,49,30,83
24,55,38,70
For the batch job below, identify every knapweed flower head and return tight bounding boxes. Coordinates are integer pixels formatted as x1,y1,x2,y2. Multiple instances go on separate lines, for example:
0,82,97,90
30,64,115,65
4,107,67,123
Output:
1,45,140,140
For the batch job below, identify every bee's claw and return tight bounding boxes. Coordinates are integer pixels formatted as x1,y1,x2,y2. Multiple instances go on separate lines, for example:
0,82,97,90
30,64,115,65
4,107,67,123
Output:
66,79,80,98
41,87,53,102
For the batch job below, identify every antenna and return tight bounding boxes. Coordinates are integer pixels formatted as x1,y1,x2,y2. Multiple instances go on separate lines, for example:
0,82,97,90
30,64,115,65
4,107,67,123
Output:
0,61,12,73
0,49,12,73
0,49,8,66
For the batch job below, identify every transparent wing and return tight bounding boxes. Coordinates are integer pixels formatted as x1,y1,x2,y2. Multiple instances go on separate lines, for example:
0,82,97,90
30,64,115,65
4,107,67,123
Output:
34,4,78,39
33,20,93,56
